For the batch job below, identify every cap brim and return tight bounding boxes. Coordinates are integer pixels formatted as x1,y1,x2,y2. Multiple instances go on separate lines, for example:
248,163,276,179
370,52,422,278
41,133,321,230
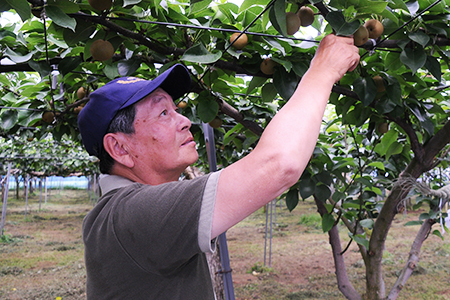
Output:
120,64,191,110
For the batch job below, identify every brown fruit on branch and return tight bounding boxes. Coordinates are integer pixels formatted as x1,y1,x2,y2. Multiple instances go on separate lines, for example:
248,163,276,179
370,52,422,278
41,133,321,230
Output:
373,75,385,93
209,117,223,129
88,0,112,11
377,122,389,134
364,19,384,39
230,32,248,50
90,39,115,61
286,12,300,35
74,106,84,114
177,101,188,109
77,87,86,99
260,58,277,75
298,6,315,27
353,25,369,46
42,111,55,124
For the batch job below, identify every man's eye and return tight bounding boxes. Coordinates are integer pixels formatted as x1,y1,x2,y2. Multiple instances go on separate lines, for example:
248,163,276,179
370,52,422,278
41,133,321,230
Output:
160,110,168,116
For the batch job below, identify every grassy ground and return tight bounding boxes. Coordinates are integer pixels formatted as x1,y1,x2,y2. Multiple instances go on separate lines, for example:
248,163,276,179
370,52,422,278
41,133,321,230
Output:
1,189,450,299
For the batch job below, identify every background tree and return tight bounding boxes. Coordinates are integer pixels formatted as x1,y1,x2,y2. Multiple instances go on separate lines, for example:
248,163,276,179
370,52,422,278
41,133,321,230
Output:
1,0,450,299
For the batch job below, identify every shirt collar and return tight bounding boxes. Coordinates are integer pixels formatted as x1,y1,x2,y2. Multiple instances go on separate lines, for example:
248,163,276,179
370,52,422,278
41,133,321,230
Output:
99,174,136,195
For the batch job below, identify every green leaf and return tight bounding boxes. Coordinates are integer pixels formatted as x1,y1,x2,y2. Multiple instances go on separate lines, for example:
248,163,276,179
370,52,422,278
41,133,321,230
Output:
6,0,31,22
58,57,83,76
103,63,120,79
425,56,441,82
212,80,234,96
197,93,219,123
63,20,97,46
298,177,315,200
353,77,377,106
261,83,278,102
351,233,369,249
268,0,287,37
218,3,238,22
273,68,298,100
408,31,430,47
286,188,299,212
28,60,52,79
385,141,403,160
181,44,222,64
4,47,33,64
47,0,80,14
389,0,409,11
405,220,423,226
315,184,331,202
432,229,444,240
374,130,398,156
360,219,374,229
1,110,19,130
118,57,142,76
223,123,244,146
247,76,267,95
239,0,270,13
385,76,402,105
322,213,335,233
368,161,385,171
325,11,360,36
0,2,13,12
189,0,212,15
45,5,76,32
400,48,427,74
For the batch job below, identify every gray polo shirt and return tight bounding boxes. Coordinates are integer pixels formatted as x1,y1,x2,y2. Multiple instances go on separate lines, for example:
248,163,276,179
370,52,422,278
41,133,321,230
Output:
83,171,221,299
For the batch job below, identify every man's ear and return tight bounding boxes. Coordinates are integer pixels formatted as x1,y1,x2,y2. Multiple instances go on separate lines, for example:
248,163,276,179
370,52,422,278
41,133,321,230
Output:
103,133,135,169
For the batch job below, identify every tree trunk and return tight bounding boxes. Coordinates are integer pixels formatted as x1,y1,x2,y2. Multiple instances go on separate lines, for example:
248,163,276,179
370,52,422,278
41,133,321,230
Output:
314,196,362,300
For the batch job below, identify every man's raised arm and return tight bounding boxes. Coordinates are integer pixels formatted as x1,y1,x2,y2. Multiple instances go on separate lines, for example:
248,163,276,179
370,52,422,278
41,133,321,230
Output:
211,34,360,238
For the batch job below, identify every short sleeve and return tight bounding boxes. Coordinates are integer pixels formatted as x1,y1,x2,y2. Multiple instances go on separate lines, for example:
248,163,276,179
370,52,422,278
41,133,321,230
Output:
197,170,222,253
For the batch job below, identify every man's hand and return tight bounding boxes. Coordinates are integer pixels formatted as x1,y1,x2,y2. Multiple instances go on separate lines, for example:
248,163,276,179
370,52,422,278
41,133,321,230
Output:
309,34,360,84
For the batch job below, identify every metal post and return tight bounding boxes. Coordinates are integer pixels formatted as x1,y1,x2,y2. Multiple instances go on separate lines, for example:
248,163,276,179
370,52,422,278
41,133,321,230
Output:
25,174,30,220
44,177,47,203
39,178,42,210
202,122,235,300
0,163,12,235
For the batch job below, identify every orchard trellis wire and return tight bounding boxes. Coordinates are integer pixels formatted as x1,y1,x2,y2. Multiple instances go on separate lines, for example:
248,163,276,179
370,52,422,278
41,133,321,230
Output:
8,0,444,116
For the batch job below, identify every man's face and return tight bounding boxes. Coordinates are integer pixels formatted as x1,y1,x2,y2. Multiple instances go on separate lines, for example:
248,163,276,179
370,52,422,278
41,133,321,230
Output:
125,88,198,182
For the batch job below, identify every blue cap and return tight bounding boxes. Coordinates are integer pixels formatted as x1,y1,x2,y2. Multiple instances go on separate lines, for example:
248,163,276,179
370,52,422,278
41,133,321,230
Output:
78,64,191,157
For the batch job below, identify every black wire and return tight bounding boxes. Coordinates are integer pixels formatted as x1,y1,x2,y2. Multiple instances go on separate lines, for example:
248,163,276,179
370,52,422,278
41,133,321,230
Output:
108,15,318,43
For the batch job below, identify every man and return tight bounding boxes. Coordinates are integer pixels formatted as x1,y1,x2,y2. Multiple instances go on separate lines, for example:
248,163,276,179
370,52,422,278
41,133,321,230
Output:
78,34,359,299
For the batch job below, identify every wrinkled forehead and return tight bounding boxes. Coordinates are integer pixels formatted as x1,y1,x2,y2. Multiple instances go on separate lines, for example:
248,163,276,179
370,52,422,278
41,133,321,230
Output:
136,88,176,110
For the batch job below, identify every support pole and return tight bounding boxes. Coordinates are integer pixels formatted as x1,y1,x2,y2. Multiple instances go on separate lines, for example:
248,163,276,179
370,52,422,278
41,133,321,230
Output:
202,122,235,300
44,177,48,203
0,163,12,235
24,174,30,220
39,178,43,211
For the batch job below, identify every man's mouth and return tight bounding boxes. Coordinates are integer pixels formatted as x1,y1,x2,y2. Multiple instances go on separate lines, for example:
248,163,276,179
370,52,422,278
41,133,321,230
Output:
181,137,195,146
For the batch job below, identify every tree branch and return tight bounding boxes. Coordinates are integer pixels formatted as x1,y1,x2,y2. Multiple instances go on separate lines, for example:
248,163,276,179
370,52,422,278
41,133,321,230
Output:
390,114,424,162
314,196,362,300
387,219,435,300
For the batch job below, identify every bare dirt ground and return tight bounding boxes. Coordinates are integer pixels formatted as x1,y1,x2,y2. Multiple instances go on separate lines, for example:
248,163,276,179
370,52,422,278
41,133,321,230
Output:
1,189,450,299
